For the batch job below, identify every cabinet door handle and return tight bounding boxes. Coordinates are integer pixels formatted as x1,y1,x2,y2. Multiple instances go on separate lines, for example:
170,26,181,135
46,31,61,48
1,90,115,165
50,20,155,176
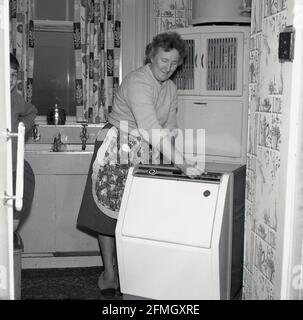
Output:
195,54,197,67
201,54,204,68
193,102,207,105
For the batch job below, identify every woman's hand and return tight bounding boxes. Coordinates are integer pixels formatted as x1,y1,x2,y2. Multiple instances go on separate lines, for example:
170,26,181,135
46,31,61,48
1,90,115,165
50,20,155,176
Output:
158,133,205,178
176,161,205,179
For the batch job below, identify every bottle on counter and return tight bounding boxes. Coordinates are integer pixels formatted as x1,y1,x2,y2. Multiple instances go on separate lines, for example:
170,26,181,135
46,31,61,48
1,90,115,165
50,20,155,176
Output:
47,103,66,125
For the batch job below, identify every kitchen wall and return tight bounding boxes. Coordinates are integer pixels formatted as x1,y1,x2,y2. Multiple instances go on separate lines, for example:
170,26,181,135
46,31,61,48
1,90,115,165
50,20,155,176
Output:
243,0,295,300
122,0,192,76
149,0,192,38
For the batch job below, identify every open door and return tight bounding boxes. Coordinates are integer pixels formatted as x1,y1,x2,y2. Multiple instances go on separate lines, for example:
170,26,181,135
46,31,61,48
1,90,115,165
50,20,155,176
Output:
0,0,14,300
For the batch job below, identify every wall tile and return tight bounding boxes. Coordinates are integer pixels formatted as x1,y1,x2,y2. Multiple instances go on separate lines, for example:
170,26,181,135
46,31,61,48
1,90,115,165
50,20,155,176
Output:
251,267,274,299
255,236,267,274
242,268,253,299
243,212,255,273
244,0,288,299
256,221,269,242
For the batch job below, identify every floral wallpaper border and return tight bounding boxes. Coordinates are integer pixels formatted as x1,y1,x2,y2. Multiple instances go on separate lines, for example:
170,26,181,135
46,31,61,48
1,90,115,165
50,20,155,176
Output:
151,0,192,36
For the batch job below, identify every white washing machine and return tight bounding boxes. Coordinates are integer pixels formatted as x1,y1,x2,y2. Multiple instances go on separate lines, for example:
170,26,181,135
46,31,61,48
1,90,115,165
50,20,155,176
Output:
115,163,245,300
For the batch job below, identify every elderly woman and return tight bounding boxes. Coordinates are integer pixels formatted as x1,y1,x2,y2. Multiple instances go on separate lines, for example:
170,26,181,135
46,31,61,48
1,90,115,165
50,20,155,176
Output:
77,32,204,297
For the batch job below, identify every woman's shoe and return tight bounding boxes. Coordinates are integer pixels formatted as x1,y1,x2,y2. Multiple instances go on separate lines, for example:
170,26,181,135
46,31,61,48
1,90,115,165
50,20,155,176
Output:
98,270,119,297
100,287,117,297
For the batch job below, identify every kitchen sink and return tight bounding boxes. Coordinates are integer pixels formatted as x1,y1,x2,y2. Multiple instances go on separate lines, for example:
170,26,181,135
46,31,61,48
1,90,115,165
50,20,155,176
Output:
25,143,94,174
25,143,94,153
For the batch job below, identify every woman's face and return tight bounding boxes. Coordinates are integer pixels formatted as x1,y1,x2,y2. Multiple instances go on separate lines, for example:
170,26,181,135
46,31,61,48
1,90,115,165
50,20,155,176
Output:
150,48,180,83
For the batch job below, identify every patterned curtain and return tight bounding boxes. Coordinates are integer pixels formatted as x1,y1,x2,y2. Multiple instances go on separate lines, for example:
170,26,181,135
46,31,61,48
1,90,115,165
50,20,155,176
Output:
9,0,34,103
74,0,121,123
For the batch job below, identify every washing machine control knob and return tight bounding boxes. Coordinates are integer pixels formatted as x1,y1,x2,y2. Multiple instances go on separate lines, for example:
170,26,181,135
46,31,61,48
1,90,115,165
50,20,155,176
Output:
148,169,157,176
203,190,211,197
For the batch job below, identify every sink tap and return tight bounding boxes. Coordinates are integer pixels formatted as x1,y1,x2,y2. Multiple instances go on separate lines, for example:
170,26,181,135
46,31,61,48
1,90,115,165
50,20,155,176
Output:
32,124,41,141
80,124,89,150
53,133,63,152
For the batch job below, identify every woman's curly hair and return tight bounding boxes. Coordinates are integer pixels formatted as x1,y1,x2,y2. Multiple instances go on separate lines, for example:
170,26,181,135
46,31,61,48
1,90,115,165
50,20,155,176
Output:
144,31,187,66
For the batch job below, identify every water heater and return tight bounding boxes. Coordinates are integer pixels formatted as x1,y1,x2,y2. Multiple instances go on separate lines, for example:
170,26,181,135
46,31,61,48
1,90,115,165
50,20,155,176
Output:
191,0,251,25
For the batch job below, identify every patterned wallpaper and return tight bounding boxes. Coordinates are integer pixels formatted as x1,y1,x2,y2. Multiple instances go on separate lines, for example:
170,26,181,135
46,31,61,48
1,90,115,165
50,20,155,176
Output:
243,0,289,300
150,0,192,36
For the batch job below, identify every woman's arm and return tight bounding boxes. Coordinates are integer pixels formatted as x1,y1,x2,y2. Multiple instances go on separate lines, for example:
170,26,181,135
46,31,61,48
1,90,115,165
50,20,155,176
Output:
20,101,37,134
125,76,203,177
159,134,204,178
124,77,166,146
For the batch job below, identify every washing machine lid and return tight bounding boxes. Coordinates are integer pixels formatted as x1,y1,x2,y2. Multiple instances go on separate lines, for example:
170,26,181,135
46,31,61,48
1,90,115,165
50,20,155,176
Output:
133,164,222,183
120,166,220,248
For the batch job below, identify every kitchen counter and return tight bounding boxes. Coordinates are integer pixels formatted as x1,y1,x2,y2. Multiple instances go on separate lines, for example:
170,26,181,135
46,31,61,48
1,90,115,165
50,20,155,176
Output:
25,143,94,174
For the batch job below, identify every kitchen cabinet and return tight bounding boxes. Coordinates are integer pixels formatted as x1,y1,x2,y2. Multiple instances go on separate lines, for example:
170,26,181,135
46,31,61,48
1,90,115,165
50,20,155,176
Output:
177,97,247,164
20,150,100,267
173,26,249,97
19,175,57,253
174,25,250,164
55,175,99,253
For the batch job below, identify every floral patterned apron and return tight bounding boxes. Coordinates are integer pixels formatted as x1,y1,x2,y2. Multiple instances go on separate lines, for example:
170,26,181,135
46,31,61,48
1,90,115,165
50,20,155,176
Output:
91,126,160,219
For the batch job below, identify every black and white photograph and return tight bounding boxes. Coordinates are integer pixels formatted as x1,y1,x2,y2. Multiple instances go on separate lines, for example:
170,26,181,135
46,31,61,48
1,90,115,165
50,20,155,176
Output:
1,0,303,310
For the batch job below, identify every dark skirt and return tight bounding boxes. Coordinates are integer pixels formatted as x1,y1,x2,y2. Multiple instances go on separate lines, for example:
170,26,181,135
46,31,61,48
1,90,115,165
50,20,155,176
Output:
13,160,35,229
77,124,118,237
